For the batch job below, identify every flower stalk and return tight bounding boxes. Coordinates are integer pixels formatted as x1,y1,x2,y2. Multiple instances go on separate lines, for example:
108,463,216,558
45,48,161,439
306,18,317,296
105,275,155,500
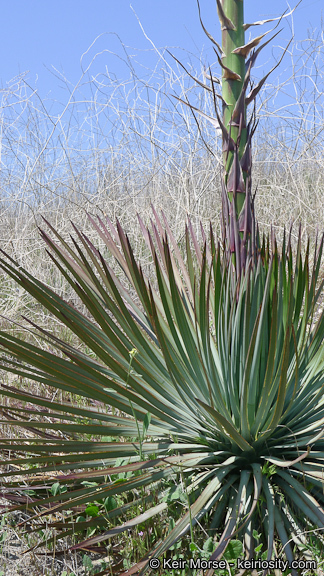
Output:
174,1,297,281
218,0,256,278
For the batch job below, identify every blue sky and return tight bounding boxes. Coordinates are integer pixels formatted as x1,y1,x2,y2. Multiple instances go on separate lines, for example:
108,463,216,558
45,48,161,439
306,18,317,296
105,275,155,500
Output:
1,0,323,99
1,0,323,172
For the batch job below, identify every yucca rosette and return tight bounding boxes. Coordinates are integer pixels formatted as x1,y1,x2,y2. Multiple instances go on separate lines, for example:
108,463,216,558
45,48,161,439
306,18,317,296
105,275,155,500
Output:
0,213,323,575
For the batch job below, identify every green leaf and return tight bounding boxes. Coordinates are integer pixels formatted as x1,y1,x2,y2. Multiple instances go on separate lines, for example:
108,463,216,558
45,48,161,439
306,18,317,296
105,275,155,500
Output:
82,555,93,570
142,412,151,437
202,536,215,556
224,540,243,560
50,482,67,496
85,505,100,518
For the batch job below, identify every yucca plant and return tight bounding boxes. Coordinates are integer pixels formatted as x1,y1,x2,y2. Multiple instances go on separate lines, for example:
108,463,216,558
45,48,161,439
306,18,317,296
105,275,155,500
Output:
1,2,324,576
1,212,324,575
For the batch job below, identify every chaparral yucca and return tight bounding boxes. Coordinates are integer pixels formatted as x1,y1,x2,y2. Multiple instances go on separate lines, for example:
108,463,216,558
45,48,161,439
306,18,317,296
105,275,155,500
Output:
1,1,323,575
1,212,324,575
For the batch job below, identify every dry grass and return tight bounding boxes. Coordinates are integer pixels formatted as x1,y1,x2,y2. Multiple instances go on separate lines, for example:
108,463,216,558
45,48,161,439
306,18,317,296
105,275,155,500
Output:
0,29,323,287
